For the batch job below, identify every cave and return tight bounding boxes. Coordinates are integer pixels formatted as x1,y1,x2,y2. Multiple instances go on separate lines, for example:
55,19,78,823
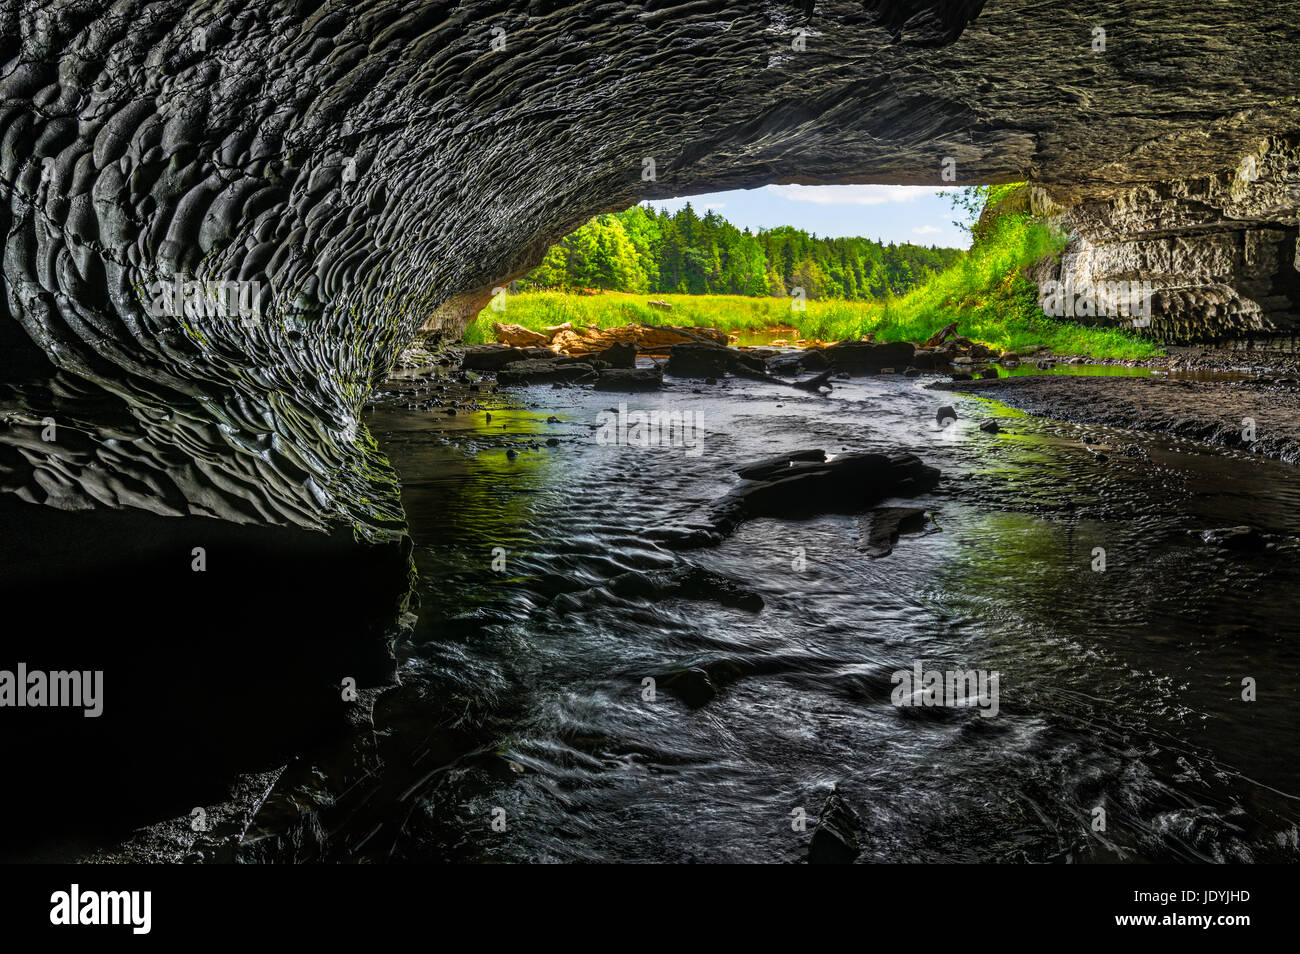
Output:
2,0,1299,868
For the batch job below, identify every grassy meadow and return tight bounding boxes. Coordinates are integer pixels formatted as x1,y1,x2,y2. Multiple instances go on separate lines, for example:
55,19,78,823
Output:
463,204,1163,361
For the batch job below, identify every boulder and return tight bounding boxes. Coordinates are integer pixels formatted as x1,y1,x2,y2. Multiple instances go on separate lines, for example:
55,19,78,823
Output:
595,340,637,369
799,349,830,371
665,342,766,378
820,340,916,373
592,366,664,392
809,791,862,864
495,359,597,385
734,449,827,480
491,322,550,348
911,350,938,369
702,451,941,540
461,344,554,371
766,352,806,376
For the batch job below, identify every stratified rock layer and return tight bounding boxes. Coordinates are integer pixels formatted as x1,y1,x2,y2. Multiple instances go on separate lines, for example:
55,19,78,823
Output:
1034,137,1300,343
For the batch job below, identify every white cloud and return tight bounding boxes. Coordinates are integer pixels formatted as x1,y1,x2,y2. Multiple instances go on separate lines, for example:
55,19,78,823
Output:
911,225,941,235
765,184,944,206
704,203,725,210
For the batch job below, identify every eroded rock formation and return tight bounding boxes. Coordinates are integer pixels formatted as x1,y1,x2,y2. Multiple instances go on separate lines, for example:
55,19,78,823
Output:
2,0,1298,529
1,0,1298,859
1034,136,1300,343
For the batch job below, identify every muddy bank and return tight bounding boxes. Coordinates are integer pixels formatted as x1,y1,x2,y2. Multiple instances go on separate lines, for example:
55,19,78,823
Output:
931,375,1300,465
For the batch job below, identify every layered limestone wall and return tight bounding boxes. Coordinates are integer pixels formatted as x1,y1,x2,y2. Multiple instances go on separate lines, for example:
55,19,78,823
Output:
1034,136,1300,343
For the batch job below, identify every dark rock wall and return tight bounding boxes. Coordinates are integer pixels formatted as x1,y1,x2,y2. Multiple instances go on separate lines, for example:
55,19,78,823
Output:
0,0,1298,528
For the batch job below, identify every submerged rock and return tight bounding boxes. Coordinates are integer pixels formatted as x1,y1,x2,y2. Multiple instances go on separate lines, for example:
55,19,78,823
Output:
607,565,764,611
809,790,862,864
1198,526,1265,550
857,506,932,558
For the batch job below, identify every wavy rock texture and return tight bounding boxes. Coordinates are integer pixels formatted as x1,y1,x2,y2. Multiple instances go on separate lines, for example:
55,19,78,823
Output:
1,0,1298,528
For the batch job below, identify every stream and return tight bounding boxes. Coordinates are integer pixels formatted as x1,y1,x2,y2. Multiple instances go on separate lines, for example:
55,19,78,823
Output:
359,362,1300,863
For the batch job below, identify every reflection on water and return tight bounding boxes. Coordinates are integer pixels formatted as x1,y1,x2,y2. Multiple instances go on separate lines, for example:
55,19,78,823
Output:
363,365,1300,863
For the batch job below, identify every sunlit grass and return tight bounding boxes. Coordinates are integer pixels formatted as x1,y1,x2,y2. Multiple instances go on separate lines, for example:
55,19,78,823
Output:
464,208,1163,361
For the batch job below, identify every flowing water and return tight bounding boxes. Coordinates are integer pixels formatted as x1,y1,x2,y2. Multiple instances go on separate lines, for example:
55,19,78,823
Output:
360,364,1300,863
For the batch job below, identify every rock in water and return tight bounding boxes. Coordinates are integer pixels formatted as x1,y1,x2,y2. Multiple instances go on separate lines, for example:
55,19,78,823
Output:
596,341,638,369
734,449,828,480
605,565,764,612
700,452,941,542
665,342,766,378
495,360,598,386
809,790,862,864
592,366,663,392
820,341,916,373
1199,526,1265,550
937,405,957,427
461,345,555,371
857,507,931,557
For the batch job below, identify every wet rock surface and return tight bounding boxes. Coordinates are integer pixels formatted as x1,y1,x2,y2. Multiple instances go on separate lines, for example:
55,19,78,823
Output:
695,450,942,543
931,375,1300,465
809,790,863,864
857,506,933,558
78,365,1300,863
1,0,1298,534
592,366,664,392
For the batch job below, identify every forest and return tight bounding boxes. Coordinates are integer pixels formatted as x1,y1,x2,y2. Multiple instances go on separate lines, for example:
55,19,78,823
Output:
516,203,963,300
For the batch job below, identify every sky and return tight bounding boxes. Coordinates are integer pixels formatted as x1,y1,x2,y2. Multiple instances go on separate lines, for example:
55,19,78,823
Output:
641,184,970,250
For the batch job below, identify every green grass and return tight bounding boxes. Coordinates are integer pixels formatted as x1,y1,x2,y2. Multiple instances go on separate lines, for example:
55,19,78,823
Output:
464,201,1163,361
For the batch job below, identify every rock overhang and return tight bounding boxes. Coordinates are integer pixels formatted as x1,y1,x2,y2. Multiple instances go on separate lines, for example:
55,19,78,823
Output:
0,0,1297,534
